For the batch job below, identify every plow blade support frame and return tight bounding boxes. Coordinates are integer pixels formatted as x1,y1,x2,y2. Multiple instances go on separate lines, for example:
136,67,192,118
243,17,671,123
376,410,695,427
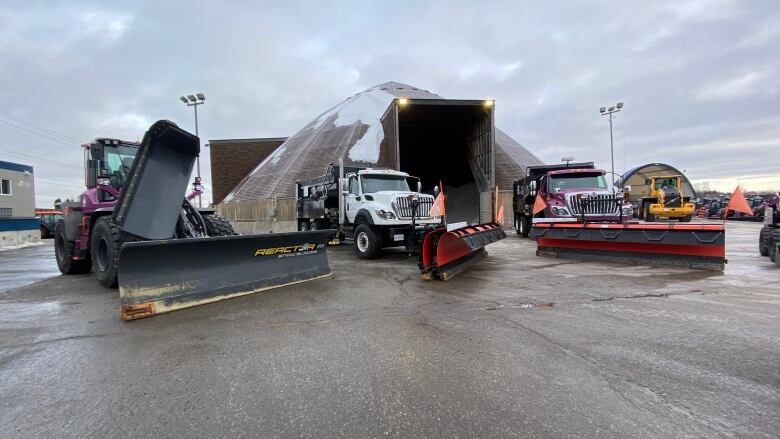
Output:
118,230,333,320
531,223,726,271
420,223,506,280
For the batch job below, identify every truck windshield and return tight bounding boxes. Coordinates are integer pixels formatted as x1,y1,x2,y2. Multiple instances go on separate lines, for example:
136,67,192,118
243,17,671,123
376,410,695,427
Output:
549,174,607,191
361,175,410,193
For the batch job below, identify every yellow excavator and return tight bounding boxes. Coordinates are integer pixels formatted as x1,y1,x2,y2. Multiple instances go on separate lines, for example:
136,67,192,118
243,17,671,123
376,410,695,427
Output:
632,175,695,222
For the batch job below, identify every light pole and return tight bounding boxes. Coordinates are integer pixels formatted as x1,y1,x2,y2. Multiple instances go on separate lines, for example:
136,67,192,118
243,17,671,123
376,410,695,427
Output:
180,93,206,207
599,102,624,188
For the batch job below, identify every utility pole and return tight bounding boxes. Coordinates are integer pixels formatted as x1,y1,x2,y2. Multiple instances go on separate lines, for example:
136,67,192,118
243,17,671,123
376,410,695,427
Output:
599,102,624,188
180,93,206,207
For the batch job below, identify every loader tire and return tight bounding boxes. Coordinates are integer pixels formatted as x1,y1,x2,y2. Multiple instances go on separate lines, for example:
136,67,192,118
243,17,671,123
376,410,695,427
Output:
91,217,121,288
759,227,770,256
644,205,655,222
203,214,235,236
54,221,91,275
354,224,382,259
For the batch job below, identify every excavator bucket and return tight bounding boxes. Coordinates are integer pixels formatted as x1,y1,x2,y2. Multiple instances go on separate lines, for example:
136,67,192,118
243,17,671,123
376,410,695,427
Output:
118,230,333,320
531,223,726,271
419,223,506,280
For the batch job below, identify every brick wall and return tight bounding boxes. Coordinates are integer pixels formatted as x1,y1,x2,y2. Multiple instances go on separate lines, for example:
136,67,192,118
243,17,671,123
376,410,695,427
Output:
209,137,287,204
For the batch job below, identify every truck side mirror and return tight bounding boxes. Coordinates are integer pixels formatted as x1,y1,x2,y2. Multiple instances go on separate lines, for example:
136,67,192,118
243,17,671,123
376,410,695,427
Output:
434,186,440,196
530,181,537,191
417,181,422,193
342,190,349,196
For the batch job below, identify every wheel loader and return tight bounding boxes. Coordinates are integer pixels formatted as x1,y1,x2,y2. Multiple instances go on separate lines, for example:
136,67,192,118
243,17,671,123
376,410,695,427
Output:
55,120,332,320
631,175,695,222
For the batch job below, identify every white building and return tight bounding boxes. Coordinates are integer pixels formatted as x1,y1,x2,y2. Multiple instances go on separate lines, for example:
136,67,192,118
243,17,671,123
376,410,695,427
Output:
0,160,39,248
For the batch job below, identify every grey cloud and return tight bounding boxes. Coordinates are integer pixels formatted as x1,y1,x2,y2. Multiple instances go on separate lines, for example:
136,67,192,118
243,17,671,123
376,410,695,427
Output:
0,0,778,205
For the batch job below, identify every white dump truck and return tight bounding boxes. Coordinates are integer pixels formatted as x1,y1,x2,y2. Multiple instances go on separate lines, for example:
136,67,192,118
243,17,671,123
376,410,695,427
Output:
296,160,439,258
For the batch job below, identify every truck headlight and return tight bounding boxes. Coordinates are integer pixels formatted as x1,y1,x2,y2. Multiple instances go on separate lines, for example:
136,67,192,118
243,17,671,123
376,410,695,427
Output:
551,206,569,216
622,206,634,215
375,209,396,220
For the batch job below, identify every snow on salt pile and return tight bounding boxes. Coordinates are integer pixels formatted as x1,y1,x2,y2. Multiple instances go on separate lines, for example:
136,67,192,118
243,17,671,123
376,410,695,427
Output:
309,87,396,164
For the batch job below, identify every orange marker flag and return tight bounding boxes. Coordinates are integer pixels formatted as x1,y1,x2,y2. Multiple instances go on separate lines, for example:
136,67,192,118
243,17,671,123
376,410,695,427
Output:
430,181,446,217
724,186,753,218
494,185,505,224
532,192,546,215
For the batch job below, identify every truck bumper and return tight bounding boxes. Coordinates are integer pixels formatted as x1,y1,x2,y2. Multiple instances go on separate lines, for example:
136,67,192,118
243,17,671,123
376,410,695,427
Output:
381,226,429,251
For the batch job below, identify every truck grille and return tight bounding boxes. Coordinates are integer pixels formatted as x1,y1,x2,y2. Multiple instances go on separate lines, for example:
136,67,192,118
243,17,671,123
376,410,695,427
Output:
567,194,620,215
393,196,434,219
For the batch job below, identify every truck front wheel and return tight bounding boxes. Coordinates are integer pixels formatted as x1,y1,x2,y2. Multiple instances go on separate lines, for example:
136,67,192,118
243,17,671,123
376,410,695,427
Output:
91,217,121,288
516,215,531,237
54,221,91,275
759,227,769,256
354,224,382,259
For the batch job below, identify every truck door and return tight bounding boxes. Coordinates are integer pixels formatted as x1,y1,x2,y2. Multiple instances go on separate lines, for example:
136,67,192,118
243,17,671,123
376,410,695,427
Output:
345,175,360,223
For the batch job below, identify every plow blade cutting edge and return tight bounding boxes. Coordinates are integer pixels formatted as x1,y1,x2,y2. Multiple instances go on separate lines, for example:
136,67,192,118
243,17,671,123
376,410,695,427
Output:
531,223,726,271
419,223,506,280
118,230,333,320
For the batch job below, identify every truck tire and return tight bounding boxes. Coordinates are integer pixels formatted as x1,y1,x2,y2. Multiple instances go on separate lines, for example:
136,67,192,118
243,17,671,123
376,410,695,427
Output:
354,224,382,259
679,215,692,222
40,226,49,239
90,217,121,288
759,227,770,256
311,219,330,231
54,221,91,275
299,221,310,231
769,241,776,263
516,215,531,237
202,214,235,236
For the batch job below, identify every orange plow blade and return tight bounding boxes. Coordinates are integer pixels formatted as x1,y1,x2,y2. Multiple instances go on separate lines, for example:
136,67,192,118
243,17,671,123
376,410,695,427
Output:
419,223,506,280
531,222,726,271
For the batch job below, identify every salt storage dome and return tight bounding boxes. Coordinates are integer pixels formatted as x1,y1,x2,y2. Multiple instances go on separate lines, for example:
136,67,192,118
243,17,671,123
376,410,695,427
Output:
224,81,543,223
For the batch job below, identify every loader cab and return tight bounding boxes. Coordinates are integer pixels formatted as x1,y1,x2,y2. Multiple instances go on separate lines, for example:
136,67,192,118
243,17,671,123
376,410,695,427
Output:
85,138,139,201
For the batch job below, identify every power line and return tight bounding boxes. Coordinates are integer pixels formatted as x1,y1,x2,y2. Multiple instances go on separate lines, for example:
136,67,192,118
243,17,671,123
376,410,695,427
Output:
0,117,80,147
0,145,82,170
0,109,82,144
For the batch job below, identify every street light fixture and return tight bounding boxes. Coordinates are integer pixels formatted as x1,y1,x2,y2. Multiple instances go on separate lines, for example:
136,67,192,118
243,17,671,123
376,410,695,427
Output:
599,102,624,188
180,92,206,207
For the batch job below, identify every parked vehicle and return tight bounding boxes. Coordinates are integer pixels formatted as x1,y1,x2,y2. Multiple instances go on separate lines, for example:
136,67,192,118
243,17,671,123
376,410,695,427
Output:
630,175,695,222
759,193,780,266
36,209,62,238
56,121,332,320
296,161,440,259
512,162,633,237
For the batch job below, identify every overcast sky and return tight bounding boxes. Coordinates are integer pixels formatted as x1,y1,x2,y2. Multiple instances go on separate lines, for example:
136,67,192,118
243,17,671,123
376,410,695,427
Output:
1,0,778,206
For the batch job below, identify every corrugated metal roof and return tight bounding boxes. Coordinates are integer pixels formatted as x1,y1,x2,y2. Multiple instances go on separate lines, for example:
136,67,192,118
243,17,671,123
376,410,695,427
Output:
618,163,697,198
224,81,543,202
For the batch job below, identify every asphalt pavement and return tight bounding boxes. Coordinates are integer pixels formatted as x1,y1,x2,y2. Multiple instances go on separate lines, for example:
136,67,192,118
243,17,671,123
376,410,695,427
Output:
0,221,778,438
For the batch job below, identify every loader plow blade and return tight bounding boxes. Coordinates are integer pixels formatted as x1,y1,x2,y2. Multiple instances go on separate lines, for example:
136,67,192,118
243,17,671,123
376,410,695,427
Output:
118,230,333,320
419,223,506,281
531,223,726,271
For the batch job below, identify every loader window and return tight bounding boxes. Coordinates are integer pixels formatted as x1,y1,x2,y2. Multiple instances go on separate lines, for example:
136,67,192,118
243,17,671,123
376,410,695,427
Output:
550,174,607,191
654,178,678,190
360,175,411,194
103,145,138,188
